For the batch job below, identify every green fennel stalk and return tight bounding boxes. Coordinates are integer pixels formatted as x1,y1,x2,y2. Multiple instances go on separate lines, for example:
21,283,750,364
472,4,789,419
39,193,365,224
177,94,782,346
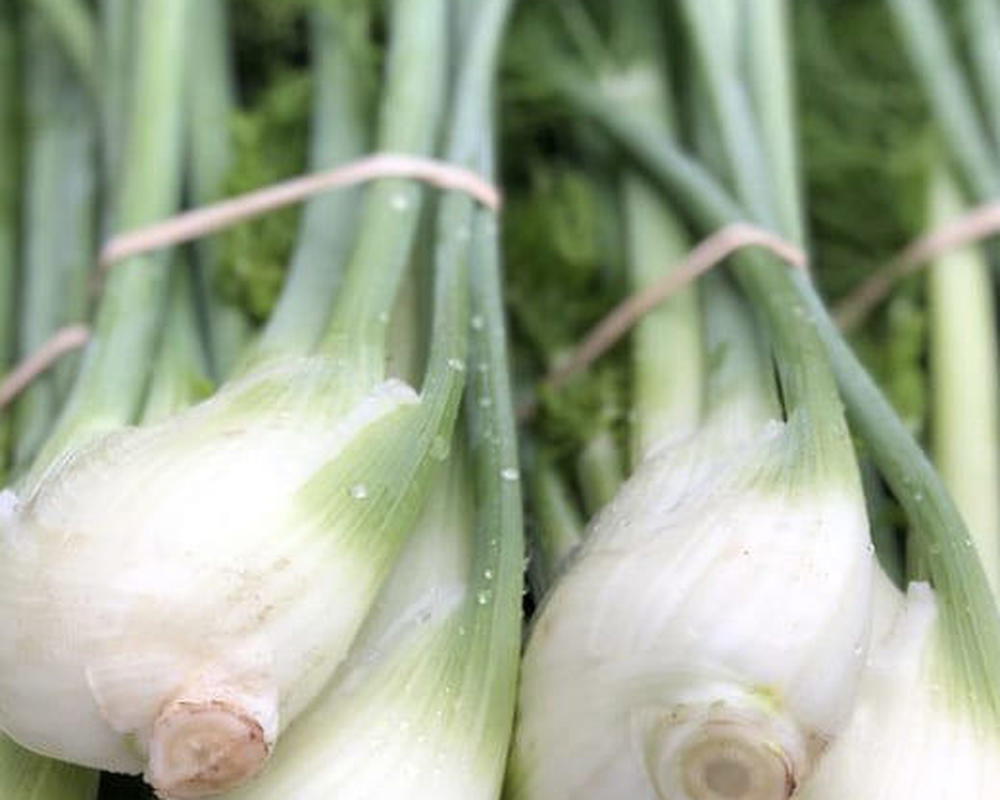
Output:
185,0,250,378
318,0,446,385
31,0,190,472
11,10,96,473
27,0,99,99
927,166,1000,597
97,0,133,225
139,261,213,424
0,0,17,481
885,0,1000,201
241,0,373,369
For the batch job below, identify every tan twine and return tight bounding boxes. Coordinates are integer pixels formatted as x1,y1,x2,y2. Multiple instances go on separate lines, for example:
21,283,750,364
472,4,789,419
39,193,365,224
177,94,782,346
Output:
99,153,502,268
0,325,92,410
4,166,1000,415
0,154,500,411
543,223,808,393
834,200,1000,331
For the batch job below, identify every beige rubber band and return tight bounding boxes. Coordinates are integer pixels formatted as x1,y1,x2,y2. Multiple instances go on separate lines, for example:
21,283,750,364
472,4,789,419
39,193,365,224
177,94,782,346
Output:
834,200,1000,331
0,325,91,411
99,153,502,268
544,223,807,393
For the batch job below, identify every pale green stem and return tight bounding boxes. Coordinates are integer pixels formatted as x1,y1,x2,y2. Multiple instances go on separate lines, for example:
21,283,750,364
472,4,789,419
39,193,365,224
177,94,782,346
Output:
700,271,781,440
885,0,1000,201
963,0,1000,169
658,9,850,482
575,431,624,516
454,2,520,767
98,0,133,226
601,0,705,466
141,260,212,423
568,72,850,488
928,166,1000,599
11,13,96,474
0,2,18,481
622,174,703,464
861,459,905,587
680,0,779,230
185,0,249,378
246,1,372,369
28,0,99,98
527,455,584,596
744,0,803,243
319,0,447,387
31,0,189,476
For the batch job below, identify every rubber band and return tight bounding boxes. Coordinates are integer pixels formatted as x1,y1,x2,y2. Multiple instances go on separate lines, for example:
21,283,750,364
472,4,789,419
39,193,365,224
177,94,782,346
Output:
543,223,807,394
834,200,1000,331
98,153,502,268
0,325,91,411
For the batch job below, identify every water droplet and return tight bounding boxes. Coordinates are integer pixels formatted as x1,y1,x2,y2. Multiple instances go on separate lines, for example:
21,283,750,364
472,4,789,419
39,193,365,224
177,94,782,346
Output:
483,568,494,580
913,491,924,502
349,483,369,500
447,357,466,372
500,467,520,482
866,542,875,555
430,435,450,460
391,193,410,211
377,311,390,324
478,396,492,408
470,314,485,330
476,589,491,605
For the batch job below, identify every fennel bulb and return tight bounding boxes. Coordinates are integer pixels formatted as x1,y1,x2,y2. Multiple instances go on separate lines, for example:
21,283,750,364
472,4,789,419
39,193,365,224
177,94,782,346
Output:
798,580,1000,799
509,410,873,800
0,358,428,795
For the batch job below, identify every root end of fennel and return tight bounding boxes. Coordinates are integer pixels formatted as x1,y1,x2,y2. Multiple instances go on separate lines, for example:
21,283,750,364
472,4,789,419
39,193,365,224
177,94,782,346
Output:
147,694,271,799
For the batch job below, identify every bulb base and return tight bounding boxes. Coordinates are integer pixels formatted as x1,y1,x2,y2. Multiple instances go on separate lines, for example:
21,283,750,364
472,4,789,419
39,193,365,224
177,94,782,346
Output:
146,696,269,799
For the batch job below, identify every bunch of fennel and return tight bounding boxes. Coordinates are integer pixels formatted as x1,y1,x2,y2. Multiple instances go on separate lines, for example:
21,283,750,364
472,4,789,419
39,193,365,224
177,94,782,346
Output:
0,0,521,797
507,0,1000,797
507,2,873,798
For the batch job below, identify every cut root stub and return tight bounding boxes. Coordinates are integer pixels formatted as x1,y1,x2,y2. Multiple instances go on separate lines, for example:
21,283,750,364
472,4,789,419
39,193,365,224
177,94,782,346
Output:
146,698,270,799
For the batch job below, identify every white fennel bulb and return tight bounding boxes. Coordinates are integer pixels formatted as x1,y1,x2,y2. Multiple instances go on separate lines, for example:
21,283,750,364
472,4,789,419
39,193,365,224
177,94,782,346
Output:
797,579,1000,799
509,410,873,800
0,357,433,796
